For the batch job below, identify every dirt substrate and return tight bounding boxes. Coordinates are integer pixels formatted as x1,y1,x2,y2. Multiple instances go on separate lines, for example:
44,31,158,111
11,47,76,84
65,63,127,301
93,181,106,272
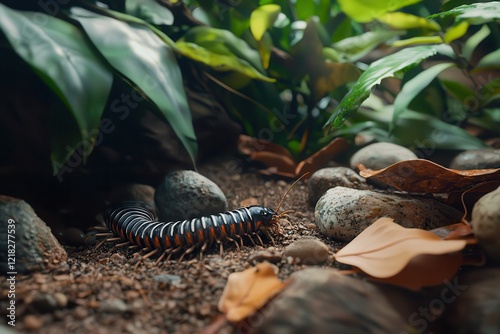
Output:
4,158,346,333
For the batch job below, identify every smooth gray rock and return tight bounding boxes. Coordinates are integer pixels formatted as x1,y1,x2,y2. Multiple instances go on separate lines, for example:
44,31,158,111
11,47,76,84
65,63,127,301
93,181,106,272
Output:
315,187,463,241
0,195,67,274
308,167,370,205
283,237,330,265
472,186,500,263
350,142,417,171
154,170,227,221
450,148,500,170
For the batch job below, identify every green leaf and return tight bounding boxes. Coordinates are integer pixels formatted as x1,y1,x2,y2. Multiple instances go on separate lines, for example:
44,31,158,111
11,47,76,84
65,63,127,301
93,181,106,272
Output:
429,2,500,25
440,79,475,104
250,4,281,41
332,30,403,62
462,24,490,62
125,0,174,26
325,44,455,129
176,42,275,82
378,12,441,31
443,20,469,43
392,62,456,131
338,0,422,22
475,48,500,69
391,36,443,47
0,4,113,172
69,7,197,162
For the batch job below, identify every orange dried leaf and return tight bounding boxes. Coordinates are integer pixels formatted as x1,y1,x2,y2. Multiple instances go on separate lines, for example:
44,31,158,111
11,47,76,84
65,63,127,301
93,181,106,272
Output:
295,137,348,176
218,262,287,323
335,218,467,280
359,159,500,193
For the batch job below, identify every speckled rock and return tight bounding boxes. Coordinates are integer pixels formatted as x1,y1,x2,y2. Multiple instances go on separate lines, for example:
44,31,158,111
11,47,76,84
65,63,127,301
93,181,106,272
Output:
0,195,67,274
443,268,500,333
154,170,227,221
308,167,370,205
251,268,425,334
283,237,330,265
350,142,417,171
472,186,500,263
315,187,463,241
450,148,500,170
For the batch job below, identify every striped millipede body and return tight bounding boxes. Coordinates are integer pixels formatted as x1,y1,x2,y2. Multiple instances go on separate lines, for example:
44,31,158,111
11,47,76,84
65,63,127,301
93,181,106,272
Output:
91,175,305,265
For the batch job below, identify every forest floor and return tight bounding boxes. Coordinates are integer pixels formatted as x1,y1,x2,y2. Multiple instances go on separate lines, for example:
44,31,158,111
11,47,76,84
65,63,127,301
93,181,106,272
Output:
11,157,345,334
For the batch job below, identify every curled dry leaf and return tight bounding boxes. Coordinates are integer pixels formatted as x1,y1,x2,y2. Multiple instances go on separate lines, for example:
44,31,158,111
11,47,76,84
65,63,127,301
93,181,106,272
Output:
238,134,348,178
359,159,500,193
218,262,288,323
335,218,467,290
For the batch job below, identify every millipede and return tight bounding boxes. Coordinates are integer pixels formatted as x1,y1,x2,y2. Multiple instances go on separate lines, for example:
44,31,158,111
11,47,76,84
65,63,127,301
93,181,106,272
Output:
89,175,305,266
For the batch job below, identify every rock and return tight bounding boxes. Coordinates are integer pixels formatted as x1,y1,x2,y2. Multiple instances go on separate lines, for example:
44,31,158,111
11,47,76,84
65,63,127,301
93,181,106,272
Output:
108,184,155,210
23,315,43,331
251,268,425,334
450,148,500,170
315,187,463,241
60,227,85,246
283,237,330,265
308,167,370,205
0,196,67,274
248,250,283,264
443,268,500,333
350,142,417,171
153,274,182,286
99,299,128,313
154,170,227,221
471,186,500,263
31,293,59,313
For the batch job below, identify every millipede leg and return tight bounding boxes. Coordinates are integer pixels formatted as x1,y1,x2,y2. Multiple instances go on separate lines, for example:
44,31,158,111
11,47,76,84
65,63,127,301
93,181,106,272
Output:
245,234,256,246
107,237,122,242
236,235,244,248
255,233,264,246
92,226,110,232
134,248,159,270
265,231,276,246
226,237,240,250
96,235,111,249
154,251,167,265
95,232,114,237
115,241,130,248
199,242,208,260
219,242,223,257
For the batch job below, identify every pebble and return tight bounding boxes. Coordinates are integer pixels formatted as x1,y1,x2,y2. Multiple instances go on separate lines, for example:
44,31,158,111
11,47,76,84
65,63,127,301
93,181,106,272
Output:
315,187,463,241
153,274,182,286
308,167,370,205
248,250,283,264
53,292,68,308
154,170,228,221
0,195,67,274
449,148,500,170
283,237,330,265
31,293,59,313
252,268,423,334
471,186,500,263
61,227,85,246
72,306,89,320
350,142,417,171
99,299,128,313
24,315,43,331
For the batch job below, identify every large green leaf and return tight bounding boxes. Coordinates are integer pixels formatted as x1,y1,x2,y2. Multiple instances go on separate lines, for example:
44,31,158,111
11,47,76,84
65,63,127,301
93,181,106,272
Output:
250,4,281,41
338,0,422,22
332,30,403,62
462,24,490,62
125,0,174,26
0,4,113,172
325,44,455,129
392,62,456,131
430,2,500,25
69,7,197,162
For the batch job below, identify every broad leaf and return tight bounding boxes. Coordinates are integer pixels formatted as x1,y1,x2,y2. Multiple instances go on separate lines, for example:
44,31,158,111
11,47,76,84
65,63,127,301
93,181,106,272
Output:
250,4,281,41
462,24,490,62
332,30,403,62
359,159,500,193
392,62,456,131
378,12,440,31
335,218,467,289
476,49,500,69
430,2,500,25
325,44,455,129
0,4,113,172
338,0,422,23
70,7,197,162
391,36,443,47
125,0,174,26
443,21,469,43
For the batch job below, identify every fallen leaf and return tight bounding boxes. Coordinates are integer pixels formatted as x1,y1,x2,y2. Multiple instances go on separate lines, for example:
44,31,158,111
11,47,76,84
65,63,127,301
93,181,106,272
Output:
238,135,348,178
240,197,259,207
335,218,467,289
218,262,288,322
430,223,476,243
359,159,500,193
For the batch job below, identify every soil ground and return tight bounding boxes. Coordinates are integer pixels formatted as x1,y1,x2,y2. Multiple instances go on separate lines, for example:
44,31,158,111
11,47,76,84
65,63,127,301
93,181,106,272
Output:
7,156,344,334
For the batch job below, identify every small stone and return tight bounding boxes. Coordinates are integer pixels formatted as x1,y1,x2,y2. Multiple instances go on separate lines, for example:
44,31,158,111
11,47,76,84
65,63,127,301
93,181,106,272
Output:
31,293,59,312
72,306,88,320
283,237,329,265
109,253,127,264
154,170,227,221
24,315,43,331
248,250,283,264
450,148,500,170
99,299,128,313
61,227,85,246
315,187,463,241
350,142,417,171
153,274,182,286
308,167,370,205
472,186,500,263
277,180,287,187
0,196,67,274
53,292,68,308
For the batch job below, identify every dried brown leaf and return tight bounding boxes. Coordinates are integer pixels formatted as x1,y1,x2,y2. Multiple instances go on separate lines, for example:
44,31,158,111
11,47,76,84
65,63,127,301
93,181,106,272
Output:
335,218,467,288
359,159,500,193
218,262,288,323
